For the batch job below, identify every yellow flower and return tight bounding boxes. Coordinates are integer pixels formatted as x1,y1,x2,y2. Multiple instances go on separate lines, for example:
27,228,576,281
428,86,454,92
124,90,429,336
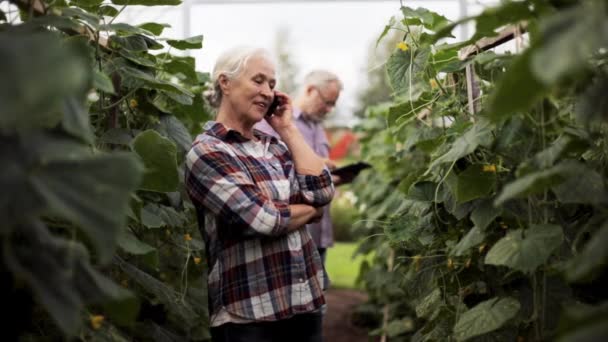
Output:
184,233,192,241
129,98,138,109
483,164,497,172
447,258,454,270
465,258,472,268
430,79,438,89
90,315,104,330
479,244,487,253
120,279,129,287
397,41,409,51
194,257,202,265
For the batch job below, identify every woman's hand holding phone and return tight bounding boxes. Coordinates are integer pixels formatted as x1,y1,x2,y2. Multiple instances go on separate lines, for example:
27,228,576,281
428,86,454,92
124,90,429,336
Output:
265,90,295,134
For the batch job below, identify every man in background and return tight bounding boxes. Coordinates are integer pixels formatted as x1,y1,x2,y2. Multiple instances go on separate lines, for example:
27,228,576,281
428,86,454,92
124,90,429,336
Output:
255,70,343,288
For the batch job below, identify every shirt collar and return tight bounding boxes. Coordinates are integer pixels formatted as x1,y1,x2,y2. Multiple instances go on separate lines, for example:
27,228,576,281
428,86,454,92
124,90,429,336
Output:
203,121,279,144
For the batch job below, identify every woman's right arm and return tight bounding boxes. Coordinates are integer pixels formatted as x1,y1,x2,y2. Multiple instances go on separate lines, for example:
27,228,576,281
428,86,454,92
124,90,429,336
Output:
185,142,315,237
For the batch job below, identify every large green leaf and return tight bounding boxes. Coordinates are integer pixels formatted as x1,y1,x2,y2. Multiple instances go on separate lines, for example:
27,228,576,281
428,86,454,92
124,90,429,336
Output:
167,35,204,50
101,23,154,36
453,297,520,341
386,46,430,101
0,32,90,129
93,69,116,94
29,135,143,262
110,35,149,52
61,96,94,144
451,226,485,257
138,22,171,36
132,130,179,192
483,49,548,122
117,229,157,255
485,224,563,273
517,135,588,176
456,164,496,203
566,221,608,283
495,160,604,206
470,199,501,231
121,66,194,96
430,118,494,168
401,7,449,31
531,2,608,86
5,220,137,335
163,59,199,84
156,114,193,152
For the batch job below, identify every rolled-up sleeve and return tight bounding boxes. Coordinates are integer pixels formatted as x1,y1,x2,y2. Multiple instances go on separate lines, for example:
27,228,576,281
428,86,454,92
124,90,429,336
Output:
294,168,335,207
185,143,291,237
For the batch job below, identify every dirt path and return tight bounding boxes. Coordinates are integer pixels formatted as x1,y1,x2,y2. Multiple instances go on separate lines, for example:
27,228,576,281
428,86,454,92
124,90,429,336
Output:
323,288,370,342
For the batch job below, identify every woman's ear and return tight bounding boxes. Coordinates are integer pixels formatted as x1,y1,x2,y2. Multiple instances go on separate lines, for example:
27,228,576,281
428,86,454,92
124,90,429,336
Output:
218,74,230,95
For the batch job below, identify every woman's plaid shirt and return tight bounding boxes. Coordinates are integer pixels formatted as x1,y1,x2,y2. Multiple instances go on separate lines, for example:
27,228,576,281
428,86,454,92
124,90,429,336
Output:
185,122,335,324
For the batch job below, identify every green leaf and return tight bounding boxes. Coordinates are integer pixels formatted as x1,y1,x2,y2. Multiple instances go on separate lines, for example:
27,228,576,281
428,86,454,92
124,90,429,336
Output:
119,49,157,67
70,0,104,7
531,2,608,86
376,16,396,48
110,35,148,52
470,199,501,231
122,66,194,96
94,70,116,94
552,165,608,205
167,35,204,50
456,164,496,203
101,23,154,36
61,96,94,144
385,318,415,337
473,1,534,38
566,221,608,283
163,59,198,84
29,138,143,262
132,130,179,192
112,0,181,5
99,5,119,17
141,204,165,228
495,160,604,206
452,226,485,257
386,47,430,101
5,221,136,335
430,118,494,168
485,224,563,273
156,114,193,151
117,229,157,255
483,49,548,122
61,7,100,28
138,22,170,36
453,297,520,341
415,288,442,319
401,7,449,31
0,32,91,129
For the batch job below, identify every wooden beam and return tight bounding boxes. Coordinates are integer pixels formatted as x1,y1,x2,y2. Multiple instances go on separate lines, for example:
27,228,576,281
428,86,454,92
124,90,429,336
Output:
460,22,528,59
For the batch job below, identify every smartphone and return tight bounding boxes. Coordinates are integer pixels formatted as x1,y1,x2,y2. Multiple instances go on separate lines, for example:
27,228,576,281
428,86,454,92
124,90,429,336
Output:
266,93,280,117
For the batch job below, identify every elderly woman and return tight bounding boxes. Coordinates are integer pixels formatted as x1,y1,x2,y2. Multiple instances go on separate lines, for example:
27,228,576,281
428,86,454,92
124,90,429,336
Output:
185,46,335,342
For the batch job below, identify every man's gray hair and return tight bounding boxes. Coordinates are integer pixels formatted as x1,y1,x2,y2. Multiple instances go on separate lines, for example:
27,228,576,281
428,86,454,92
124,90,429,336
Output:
301,70,343,93
206,46,275,107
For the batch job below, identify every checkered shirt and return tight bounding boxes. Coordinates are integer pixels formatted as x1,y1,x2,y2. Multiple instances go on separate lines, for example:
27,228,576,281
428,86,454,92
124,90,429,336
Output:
185,121,335,325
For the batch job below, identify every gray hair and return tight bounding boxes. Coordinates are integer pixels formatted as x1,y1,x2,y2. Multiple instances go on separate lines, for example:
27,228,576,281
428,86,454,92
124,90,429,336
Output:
300,70,343,94
205,46,275,107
